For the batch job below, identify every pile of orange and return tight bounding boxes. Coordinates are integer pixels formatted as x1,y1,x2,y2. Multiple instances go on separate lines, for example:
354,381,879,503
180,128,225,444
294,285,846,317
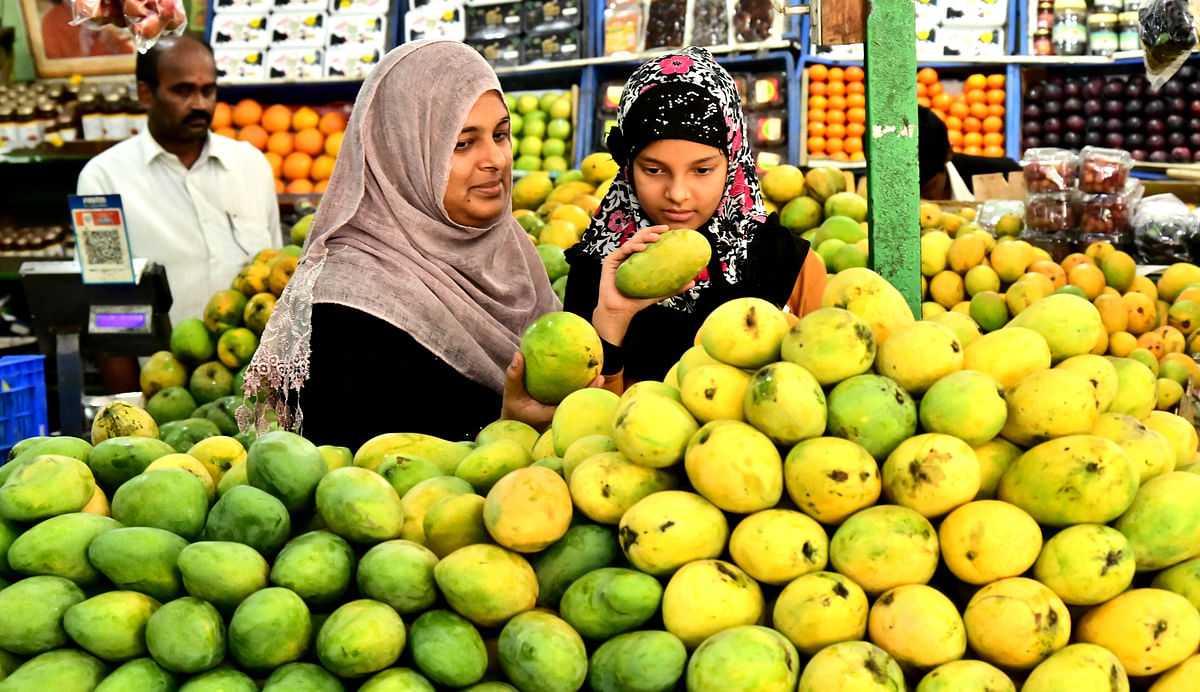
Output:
805,64,867,163
919,68,1008,158
211,99,348,194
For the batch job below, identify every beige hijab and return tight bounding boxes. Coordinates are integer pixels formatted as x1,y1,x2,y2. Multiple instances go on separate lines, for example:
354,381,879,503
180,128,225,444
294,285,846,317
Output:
241,39,560,432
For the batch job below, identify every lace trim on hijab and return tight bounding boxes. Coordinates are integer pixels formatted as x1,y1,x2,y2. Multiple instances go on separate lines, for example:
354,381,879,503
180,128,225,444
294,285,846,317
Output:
236,254,324,433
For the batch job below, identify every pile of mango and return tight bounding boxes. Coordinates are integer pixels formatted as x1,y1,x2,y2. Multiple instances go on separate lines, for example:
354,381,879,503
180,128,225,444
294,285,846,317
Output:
3,262,1200,690
909,204,1200,414
137,217,312,439
759,164,873,275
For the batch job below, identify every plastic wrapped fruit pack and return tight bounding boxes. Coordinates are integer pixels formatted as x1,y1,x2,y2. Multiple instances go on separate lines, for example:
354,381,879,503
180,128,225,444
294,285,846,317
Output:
1078,146,1133,194
70,0,187,52
1139,0,1199,88
1021,147,1079,193
1134,193,1197,263
1026,192,1078,234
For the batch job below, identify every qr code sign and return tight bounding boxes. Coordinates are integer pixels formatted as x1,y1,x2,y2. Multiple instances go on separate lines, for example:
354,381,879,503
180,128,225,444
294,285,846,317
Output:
83,229,124,265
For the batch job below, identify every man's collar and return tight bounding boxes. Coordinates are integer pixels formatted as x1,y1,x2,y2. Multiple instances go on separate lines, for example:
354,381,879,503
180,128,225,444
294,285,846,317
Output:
141,130,227,168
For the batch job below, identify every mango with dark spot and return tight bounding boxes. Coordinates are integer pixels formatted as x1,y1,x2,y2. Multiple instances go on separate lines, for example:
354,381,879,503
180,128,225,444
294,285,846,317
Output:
829,505,938,596
612,394,698,469
1034,524,1135,606
1076,588,1200,676
826,374,917,461
617,490,727,576
728,509,827,586
867,584,966,670
783,437,880,525
780,307,875,386
881,433,980,518
819,267,915,347
914,660,1014,692
962,577,1070,670
797,640,904,692
1021,643,1130,692
686,625,799,692
569,451,676,525
1000,369,1101,448
743,362,826,447
773,571,869,655
699,297,791,369
875,321,964,396
679,363,751,424
662,560,764,649
998,435,1138,527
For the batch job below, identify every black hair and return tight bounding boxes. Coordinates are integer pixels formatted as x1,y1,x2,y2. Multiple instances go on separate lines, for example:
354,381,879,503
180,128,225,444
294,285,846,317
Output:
135,34,214,91
917,105,951,186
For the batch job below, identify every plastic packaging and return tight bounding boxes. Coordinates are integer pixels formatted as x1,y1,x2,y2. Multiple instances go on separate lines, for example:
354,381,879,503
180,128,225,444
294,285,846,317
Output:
1138,0,1199,89
1134,193,1196,263
466,1,523,39
1078,146,1133,194
976,199,1027,233
469,37,523,67
1079,181,1143,249
1021,147,1079,193
69,0,188,52
604,1,644,56
1025,192,1079,234
522,0,583,34
644,0,686,49
691,0,729,46
731,0,782,43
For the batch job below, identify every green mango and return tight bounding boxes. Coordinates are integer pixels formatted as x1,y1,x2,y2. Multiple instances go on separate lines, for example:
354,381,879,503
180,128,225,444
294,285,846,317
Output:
203,485,290,557
63,591,161,662
316,600,405,678
357,668,435,692
87,527,188,602
228,587,311,672
157,419,221,454
0,437,93,486
559,567,663,640
262,662,344,692
356,540,439,615
269,530,354,608
176,667,257,692
144,597,226,674
497,611,587,692
87,436,176,492
0,455,95,522
93,658,177,692
532,523,620,609
588,630,687,692
0,575,85,655
247,430,328,512
177,542,270,613
408,610,487,688
6,512,121,586
0,649,108,692
111,469,208,540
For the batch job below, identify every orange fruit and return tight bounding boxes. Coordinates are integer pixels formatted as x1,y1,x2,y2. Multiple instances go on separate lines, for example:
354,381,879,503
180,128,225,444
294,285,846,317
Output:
949,102,969,119
983,145,1006,157
826,109,846,125
281,151,313,181
986,89,1006,105
285,179,314,194
831,151,850,162
965,90,986,105
810,82,827,97
963,117,982,133
825,122,846,140
932,93,953,111
810,95,828,110
808,121,826,137
945,116,964,132
917,97,932,108
314,179,329,194
983,132,1005,147
311,154,336,182
948,130,963,147
232,99,263,127
293,128,325,156
986,74,1005,89
928,82,943,97
847,107,866,124
845,66,865,82
963,145,983,156
988,104,1006,118
261,104,292,133
827,95,846,111
846,81,865,95
844,137,863,154
325,131,344,157
850,151,865,162
846,122,865,137
967,102,988,120
808,109,826,124
214,126,237,140
963,132,983,148
212,102,232,130
846,93,866,108
982,116,1004,133
917,83,929,98
828,67,845,81
266,131,294,157
825,137,844,154
237,124,268,151
953,146,963,154
264,151,283,178
965,74,988,91
809,64,828,81
292,106,320,131
807,135,826,153
318,111,347,135
274,179,285,194
918,67,938,85
827,81,846,97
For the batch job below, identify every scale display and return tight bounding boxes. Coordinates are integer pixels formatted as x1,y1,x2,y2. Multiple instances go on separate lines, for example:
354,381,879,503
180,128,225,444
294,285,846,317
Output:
88,305,153,334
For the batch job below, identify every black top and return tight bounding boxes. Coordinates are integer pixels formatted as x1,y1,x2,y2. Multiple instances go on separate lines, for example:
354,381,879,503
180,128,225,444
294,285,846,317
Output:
563,215,807,382
952,153,1023,193
297,302,501,449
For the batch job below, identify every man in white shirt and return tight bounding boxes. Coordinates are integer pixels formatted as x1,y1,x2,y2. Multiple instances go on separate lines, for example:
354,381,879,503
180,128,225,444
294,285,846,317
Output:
78,34,281,327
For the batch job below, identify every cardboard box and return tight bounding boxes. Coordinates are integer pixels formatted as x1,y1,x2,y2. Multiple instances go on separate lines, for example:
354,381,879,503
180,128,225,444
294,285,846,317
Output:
326,14,388,46
273,0,329,10
405,2,467,41
466,1,524,39
266,47,325,80
521,28,583,63
329,0,391,13
214,49,267,82
325,45,384,78
268,11,328,46
211,12,270,48
941,0,1007,26
939,26,1006,58
212,0,272,13
468,36,524,67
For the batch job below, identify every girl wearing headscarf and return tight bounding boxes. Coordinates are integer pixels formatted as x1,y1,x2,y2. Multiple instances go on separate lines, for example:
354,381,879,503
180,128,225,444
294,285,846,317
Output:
241,40,562,448
565,47,827,387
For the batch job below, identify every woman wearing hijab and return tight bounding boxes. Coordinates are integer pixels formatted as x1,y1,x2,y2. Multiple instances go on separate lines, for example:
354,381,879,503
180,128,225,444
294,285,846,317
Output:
241,40,562,448
564,47,827,387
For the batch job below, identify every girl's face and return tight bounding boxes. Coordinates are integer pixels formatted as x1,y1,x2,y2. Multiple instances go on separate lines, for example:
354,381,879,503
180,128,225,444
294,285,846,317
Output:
443,90,513,227
631,139,728,230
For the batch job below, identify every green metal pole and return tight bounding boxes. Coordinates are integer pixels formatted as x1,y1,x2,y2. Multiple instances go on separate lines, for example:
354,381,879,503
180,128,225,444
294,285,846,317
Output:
864,0,921,317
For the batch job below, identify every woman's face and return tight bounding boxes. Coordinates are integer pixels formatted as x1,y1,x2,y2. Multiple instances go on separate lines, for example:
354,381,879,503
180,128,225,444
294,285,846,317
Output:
631,139,728,230
443,91,513,227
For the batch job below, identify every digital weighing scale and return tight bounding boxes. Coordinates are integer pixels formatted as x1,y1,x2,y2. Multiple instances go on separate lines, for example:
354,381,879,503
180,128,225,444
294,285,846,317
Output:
19,259,172,437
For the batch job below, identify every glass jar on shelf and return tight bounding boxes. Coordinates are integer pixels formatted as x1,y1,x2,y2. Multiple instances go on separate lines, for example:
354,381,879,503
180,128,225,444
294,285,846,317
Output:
1037,0,1056,30
1088,13,1119,56
101,91,128,141
1118,11,1141,51
1052,0,1089,56
1092,0,1121,14
76,93,103,142
1034,28,1055,55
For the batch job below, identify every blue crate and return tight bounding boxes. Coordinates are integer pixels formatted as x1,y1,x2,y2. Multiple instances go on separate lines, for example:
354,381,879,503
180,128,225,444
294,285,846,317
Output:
0,355,49,459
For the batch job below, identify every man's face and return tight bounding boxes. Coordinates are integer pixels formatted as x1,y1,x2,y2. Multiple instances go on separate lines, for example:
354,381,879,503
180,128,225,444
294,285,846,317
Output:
141,42,218,144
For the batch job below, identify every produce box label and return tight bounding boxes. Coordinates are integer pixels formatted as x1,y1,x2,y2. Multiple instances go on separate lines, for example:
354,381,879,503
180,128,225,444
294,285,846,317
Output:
68,195,135,285
214,49,267,81
267,48,325,80
268,11,328,46
325,45,384,79
326,14,389,46
330,0,391,14
211,12,271,48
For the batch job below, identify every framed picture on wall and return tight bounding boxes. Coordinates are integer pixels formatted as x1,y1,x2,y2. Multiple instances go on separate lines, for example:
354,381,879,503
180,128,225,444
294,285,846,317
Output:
18,0,136,78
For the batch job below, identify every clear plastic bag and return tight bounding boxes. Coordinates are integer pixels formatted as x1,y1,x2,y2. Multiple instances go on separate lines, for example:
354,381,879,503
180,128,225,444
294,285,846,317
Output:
690,0,729,46
1020,147,1078,193
69,0,187,52
1133,193,1196,263
1138,0,1199,89
976,199,1027,233
644,0,686,49
604,1,644,55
